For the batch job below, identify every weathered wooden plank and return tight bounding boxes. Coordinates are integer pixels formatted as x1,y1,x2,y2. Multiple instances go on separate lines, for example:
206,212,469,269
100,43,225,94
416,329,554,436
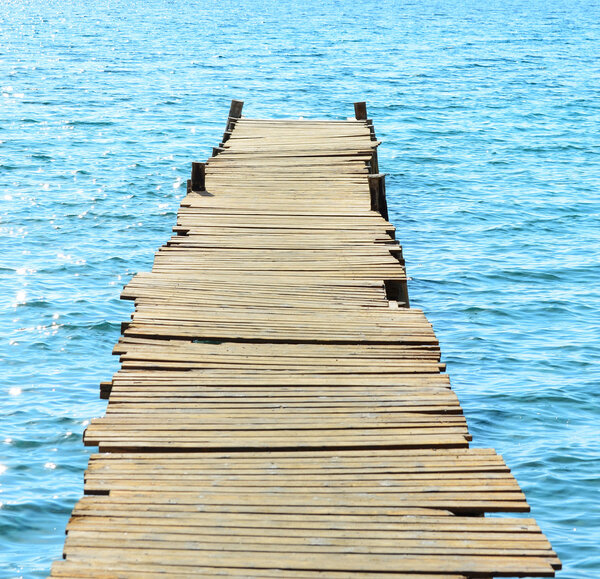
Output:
51,559,466,579
60,547,557,576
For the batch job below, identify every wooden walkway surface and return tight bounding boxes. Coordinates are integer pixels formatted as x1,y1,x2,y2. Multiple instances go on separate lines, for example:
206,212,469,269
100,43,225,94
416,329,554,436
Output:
50,102,560,578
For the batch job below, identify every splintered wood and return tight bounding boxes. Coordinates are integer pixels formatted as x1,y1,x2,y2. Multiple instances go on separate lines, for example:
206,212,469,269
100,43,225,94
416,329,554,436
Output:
50,103,560,578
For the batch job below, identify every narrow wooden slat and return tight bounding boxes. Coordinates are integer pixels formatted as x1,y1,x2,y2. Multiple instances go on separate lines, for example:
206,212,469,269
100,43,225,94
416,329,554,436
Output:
52,559,466,578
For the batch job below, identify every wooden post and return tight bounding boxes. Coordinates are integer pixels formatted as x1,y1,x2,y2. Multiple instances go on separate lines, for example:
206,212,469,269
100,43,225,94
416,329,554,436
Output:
354,102,368,120
228,99,244,119
367,119,377,141
398,281,410,308
369,175,379,211
186,179,192,194
191,162,205,192
378,173,389,222
354,102,376,139
368,174,380,213
384,280,410,308
368,174,388,221
223,99,244,142
369,148,379,174
99,381,112,400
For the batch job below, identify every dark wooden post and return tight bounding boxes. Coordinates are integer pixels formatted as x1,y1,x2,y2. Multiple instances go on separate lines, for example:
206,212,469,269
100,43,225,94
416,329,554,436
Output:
229,99,244,119
191,162,205,192
368,174,389,221
354,101,368,120
378,174,389,221
398,281,410,308
368,174,380,213
384,280,410,308
369,148,379,174
367,120,377,141
223,99,244,143
355,102,377,140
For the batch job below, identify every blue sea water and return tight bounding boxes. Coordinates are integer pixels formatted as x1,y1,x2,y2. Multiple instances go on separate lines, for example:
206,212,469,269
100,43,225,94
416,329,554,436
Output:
1,0,599,577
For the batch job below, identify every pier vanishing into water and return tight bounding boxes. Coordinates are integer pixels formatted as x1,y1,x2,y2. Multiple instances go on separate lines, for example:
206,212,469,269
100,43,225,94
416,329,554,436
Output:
50,101,560,578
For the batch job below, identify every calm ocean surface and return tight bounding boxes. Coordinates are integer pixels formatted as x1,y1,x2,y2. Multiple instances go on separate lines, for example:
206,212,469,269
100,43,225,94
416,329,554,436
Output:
1,0,599,577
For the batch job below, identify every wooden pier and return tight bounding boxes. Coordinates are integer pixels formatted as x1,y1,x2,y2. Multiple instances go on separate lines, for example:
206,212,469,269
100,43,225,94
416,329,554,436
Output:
50,101,560,578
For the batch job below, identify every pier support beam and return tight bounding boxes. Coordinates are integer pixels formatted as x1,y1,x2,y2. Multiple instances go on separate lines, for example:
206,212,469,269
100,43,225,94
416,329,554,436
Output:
354,101,368,120
369,173,389,221
222,99,244,144
191,162,205,192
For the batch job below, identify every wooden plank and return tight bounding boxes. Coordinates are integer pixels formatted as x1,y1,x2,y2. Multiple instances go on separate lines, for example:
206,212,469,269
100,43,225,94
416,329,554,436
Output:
52,560,466,578
60,547,557,576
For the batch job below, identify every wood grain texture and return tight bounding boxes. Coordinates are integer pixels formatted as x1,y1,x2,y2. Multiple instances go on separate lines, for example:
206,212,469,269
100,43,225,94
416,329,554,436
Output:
49,107,559,578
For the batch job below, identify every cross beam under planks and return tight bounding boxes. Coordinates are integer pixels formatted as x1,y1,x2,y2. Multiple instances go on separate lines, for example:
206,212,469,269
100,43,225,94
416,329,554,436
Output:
50,101,560,578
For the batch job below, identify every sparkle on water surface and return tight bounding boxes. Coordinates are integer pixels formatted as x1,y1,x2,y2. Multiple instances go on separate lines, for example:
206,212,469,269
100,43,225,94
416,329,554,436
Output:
0,1,599,577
